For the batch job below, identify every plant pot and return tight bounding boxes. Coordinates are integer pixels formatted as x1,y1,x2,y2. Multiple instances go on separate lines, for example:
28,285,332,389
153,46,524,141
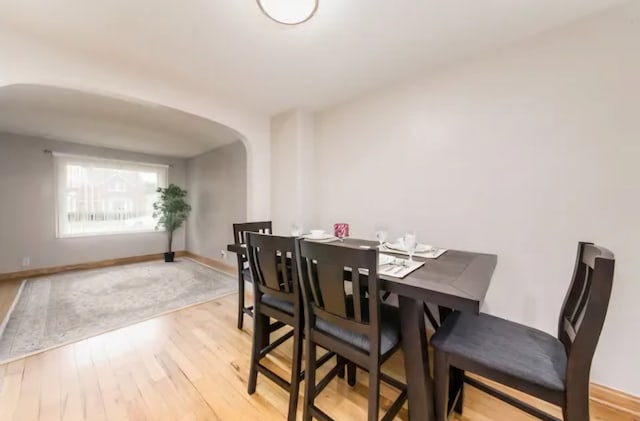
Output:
164,252,175,263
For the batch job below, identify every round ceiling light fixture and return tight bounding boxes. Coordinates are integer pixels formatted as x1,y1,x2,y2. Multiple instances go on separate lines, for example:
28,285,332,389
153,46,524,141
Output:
257,0,319,25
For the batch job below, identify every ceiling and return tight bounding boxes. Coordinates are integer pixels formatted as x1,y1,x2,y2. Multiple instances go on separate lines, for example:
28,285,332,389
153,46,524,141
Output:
0,84,242,158
0,0,627,114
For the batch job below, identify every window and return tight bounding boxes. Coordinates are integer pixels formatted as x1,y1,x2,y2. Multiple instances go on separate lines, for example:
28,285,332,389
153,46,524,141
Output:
54,153,168,237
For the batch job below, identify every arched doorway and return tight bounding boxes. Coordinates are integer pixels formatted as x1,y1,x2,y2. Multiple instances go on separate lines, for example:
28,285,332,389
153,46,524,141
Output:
0,83,250,269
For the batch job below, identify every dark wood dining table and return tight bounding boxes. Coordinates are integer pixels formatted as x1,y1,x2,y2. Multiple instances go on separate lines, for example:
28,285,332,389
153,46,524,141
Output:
227,238,497,421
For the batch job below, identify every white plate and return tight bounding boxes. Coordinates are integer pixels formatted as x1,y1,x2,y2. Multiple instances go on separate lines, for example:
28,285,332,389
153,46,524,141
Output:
302,233,333,240
384,241,432,253
303,233,335,240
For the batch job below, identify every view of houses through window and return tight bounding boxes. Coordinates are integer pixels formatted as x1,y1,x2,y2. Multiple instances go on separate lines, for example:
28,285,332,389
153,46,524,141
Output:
55,153,168,237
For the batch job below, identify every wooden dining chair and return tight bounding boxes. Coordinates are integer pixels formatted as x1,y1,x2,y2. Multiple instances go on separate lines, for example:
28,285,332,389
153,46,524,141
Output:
245,232,301,420
431,242,615,421
295,239,407,421
232,221,272,330
246,233,338,421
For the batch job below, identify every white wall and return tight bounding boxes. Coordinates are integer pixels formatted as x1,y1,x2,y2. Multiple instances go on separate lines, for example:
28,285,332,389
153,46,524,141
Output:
271,110,316,234
0,133,187,273
309,3,640,395
0,28,271,222
186,141,247,264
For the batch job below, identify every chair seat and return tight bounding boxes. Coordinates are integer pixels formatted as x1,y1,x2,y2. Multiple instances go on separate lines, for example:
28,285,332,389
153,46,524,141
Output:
263,294,402,355
317,298,401,356
431,312,567,392
262,294,294,314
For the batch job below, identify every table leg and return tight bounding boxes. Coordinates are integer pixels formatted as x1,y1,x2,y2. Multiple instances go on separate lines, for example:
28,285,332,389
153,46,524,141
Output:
438,305,463,414
399,296,435,421
449,367,464,415
438,306,452,325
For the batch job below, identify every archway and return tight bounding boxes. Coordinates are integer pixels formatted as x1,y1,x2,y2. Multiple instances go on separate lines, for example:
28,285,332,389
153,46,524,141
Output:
0,83,252,267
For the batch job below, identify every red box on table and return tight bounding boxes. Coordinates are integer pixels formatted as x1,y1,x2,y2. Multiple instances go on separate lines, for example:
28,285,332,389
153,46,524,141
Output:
334,223,349,239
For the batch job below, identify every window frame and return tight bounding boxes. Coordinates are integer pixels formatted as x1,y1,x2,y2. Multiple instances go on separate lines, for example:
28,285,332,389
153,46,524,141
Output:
53,152,169,239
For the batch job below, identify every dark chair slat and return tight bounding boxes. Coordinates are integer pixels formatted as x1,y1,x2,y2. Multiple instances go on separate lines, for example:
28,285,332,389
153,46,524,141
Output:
258,250,282,291
315,262,348,318
569,267,591,328
351,269,362,323
280,252,291,293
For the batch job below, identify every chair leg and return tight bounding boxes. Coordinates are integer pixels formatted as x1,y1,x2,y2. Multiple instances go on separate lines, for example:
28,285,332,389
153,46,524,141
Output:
347,362,357,387
367,362,380,421
237,275,245,330
287,322,303,421
303,341,316,421
337,355,346,379
248,311,267,394
434,350,450,421
563,382,590,421
452,367,464,414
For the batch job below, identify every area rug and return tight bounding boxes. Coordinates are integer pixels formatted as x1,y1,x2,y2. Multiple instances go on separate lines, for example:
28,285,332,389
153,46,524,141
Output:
0,258,237,363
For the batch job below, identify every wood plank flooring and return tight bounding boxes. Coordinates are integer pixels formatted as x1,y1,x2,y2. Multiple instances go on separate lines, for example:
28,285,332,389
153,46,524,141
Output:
0,290,635,420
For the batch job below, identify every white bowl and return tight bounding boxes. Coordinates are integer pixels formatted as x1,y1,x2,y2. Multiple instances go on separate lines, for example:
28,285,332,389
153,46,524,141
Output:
309,229,325,238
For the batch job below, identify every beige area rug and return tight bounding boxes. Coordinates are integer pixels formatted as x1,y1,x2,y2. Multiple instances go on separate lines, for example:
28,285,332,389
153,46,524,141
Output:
0,258,237,364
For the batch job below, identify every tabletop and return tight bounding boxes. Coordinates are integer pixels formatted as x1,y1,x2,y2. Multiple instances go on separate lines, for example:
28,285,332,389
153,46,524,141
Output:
227,238,497,313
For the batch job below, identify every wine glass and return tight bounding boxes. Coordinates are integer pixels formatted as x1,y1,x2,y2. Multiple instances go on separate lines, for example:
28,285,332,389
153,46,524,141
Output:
375,225,388,247
290,224,302,237
403,232,418,263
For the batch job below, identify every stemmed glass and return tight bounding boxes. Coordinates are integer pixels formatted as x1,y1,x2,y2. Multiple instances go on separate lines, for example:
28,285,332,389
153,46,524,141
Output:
403,232,418,263
290,224,302,237
375,225,388,247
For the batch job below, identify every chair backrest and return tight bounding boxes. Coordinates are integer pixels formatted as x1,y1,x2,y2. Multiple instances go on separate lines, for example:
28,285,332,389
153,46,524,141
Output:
233,221,272,265
558,242,615,374
295,239,382,352
246,232,298,303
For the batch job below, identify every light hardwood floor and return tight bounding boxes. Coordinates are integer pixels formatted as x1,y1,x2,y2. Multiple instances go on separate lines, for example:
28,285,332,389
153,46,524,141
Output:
0,290,634,420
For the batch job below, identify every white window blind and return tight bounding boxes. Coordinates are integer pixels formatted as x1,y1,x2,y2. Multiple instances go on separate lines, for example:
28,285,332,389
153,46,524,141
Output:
54,153,168,237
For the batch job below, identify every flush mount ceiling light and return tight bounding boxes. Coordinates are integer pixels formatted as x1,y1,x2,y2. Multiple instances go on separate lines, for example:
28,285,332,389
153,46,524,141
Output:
257,0,319,25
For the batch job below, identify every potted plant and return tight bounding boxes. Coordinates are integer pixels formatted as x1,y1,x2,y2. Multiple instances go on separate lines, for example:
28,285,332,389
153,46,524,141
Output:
153,184,192,262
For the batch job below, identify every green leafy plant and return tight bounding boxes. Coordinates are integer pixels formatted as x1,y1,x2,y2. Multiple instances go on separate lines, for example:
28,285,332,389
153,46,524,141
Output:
153,184,192,254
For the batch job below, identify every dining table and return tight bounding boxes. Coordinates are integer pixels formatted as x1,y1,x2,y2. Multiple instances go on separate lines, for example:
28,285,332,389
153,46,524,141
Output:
227,237,497,421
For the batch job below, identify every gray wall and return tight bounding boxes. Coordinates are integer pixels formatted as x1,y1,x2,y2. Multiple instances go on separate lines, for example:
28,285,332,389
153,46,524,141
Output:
186,141,246,265
0,133,187,273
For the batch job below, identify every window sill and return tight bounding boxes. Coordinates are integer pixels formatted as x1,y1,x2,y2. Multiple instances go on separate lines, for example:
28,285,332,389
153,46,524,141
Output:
56,229,166,239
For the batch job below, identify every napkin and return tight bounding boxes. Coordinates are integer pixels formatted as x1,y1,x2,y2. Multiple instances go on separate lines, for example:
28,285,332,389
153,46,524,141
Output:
379,244,447,259
379,260,424,278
